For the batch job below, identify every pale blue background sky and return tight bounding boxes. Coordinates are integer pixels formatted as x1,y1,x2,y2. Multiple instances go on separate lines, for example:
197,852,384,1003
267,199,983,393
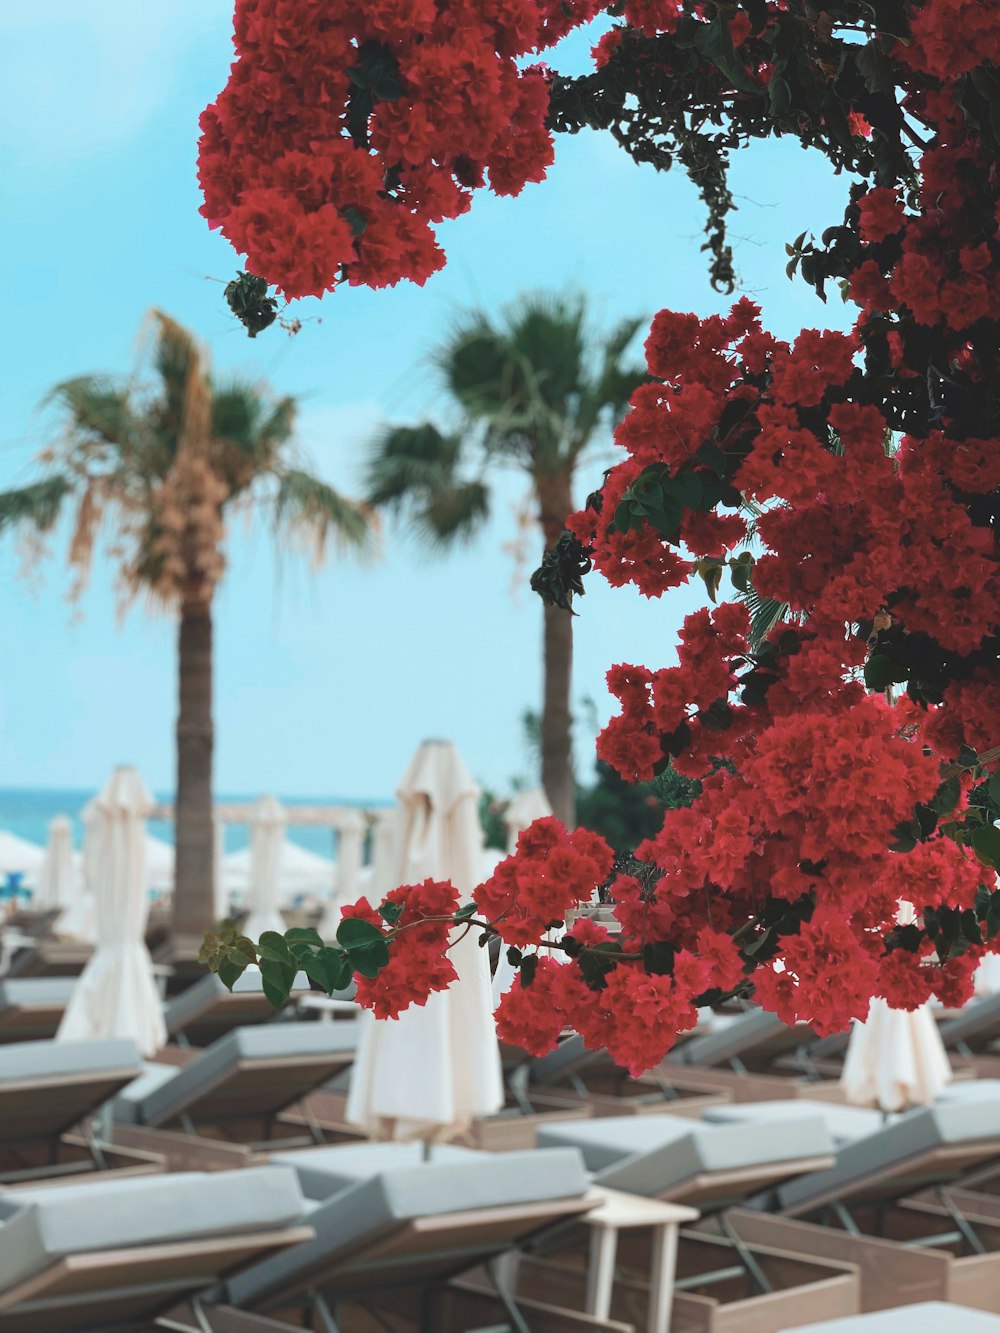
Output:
0,3,855,803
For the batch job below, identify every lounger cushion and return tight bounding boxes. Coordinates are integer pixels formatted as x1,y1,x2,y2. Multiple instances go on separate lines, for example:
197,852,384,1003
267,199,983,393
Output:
785,1301,1000,1331
667,1008,810,1067
0,1166,305,1292
938,994,1000,1051
937,1079,1000,1103
0,1038,141,1083
274,1142,485,1198
701,1100,885,1143
123,1022,358,1127
227,1147,589,1308
164,969,308,1035
777,1100,1000,1213
0,977,77,1010
538,1113,696,1171
539,1112,834,1197
110,1063,183,1123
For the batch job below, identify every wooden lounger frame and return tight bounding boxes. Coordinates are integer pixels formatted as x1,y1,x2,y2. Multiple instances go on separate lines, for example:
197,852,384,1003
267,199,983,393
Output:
0,1227,314,1333
248,1195,595,1328
658,1153,837,1209
0,995,68,1044
785,1137,1000,1217
0,1066,157,1187
113,1050,358,1170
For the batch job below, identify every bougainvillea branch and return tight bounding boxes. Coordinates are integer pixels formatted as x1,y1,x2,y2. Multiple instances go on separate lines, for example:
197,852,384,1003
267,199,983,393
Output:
200,0,1000,1076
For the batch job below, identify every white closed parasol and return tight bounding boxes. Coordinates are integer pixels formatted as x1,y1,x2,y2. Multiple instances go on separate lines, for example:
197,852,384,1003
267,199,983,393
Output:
347,740,504,1142
56,766,166,1055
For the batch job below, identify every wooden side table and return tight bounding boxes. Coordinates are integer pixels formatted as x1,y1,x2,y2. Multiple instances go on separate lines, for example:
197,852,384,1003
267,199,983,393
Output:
582,1186,699,1333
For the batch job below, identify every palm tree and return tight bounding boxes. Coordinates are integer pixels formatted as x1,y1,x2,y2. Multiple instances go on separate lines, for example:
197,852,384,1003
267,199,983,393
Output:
367,294,645,825
0,313,374,944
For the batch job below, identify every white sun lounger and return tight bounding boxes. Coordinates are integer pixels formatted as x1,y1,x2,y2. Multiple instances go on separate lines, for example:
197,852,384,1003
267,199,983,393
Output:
537,1111,835,1207
0,1038,157,1186
776,1100,1000,1219
111,1023,359,1168
0,977,77,1043
222,1148,594,1329
0,1167,311,1331
939,994,1000,1057
784,1302,1000,1331
163,970,307,1047
666,1007,818,1073
700,1099,886,1144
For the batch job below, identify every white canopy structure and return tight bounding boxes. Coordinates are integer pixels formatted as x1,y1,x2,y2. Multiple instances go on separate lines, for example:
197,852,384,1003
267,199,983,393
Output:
347,740,504,1142
241,796,289,938
56,766,166,1056
34,815,77,913
841,996,952,1112
222,838,336,907
55,799,100,943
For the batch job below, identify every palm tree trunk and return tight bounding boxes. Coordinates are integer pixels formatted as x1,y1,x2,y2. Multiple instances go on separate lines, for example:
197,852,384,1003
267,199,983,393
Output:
537,471,576,827
173,596,216,942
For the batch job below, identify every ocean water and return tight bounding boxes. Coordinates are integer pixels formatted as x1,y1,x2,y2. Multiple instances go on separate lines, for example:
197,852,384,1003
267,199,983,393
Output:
0,786,388,856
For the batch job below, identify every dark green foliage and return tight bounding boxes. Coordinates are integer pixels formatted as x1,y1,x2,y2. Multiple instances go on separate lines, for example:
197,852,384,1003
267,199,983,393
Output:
530,530,592,612
224,271,279,338
576,759,702,853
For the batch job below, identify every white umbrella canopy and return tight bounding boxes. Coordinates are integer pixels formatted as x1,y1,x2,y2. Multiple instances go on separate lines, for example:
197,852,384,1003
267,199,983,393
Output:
35,815,77,913
975,952,1000,998
319,809,366,937
347,740,505,1142
841,997,953,1112
241,796,288,938
56,766,166,1056
0,830,46,888
223,838,335,907
367,808,399,901
55,799,100,943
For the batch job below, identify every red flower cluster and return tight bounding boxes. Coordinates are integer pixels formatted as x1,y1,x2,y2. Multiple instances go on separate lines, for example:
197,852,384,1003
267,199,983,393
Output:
198,0,611,298
341,878,459,1018
227,1,1000,1073
474,816,614,946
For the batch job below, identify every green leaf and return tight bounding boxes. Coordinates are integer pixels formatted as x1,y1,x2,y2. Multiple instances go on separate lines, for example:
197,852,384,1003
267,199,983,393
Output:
284,927,324,947
864,653,908,691
257,931,293,964
218,955,248,990
337,917,386,950
455,902,477,920
347,934,391,979
519,954,539,988
932,776,962,816
692,12,759,94
888,819,918,853
259,958,297,1009
378,901,404,926
671,471,704,510
972,824,1000,870
299,947,353,995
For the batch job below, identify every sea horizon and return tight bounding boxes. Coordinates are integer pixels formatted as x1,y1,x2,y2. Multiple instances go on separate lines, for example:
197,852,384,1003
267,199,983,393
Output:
0,784,392,856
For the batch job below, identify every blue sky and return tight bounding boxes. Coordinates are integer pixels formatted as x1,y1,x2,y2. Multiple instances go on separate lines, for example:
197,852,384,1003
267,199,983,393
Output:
0,3,856,802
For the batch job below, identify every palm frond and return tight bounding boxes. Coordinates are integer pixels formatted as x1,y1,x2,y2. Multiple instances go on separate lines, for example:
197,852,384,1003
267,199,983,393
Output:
366,423,463,508
415,480,491,547
150,310,201,425
0,477,73,536
273,469,376,562
741,584,791,651
45,378,134,449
